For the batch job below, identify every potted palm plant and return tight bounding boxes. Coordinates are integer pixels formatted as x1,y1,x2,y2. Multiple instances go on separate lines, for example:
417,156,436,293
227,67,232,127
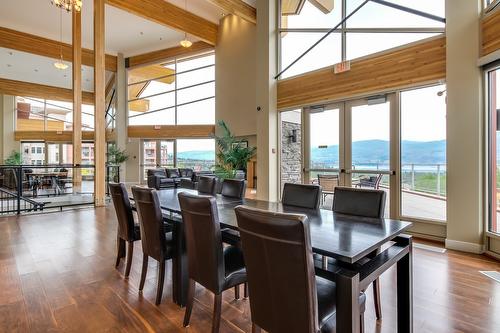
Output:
106,145,129,182
213,120,256,180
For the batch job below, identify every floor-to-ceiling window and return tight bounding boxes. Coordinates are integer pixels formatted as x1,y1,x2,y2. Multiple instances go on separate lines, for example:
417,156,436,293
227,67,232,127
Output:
278,0,445,78
400,84,447,222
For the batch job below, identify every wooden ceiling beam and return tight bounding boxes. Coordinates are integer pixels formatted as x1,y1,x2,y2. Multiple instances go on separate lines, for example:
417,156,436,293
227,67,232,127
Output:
126,41,214,68
0,26,117,72
308,0,334,14
0,77,94,104
206,0,256,24
281,0,306,15
105,0,218,45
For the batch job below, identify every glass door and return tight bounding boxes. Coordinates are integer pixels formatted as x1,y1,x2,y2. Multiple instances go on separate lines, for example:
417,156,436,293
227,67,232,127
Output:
487,65,500,235
142,140,158,181
304,104,343,207
159,140,175,169
345,97,393,216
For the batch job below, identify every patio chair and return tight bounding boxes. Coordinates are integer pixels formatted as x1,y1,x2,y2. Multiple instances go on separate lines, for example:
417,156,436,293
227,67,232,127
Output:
355,174,383,189
317,174,339,204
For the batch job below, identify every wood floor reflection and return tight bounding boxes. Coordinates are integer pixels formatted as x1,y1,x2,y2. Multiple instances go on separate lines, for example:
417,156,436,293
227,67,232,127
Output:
0,207,499,332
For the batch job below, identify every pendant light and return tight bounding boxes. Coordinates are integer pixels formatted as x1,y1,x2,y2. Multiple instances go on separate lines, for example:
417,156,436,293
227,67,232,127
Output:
179,0,192,48
54,7,69,70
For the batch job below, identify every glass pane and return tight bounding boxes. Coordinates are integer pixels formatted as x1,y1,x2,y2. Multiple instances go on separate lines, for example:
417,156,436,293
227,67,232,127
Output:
310,108,340,171
160,141,174,167
62,144,73,164
143,141,157,180
176,139,215,171
351,102,390,170
346,33,441,60
489,68,500,233
281,0,341,29
176,98,215,125
46,99,73,131
280,32,341,78
280,110,302,192
128,107,176,126
47,144,60,164
82,104,95,131
21,142,45,165
401,85,446,221
176,66,215,89
347,0,445,28
177,54,215,72
16,97,45,131
177,82,215,105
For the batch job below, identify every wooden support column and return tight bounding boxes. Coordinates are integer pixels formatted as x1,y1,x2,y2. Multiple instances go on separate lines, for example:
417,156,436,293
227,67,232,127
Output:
72,9,82,189
94,0,106,206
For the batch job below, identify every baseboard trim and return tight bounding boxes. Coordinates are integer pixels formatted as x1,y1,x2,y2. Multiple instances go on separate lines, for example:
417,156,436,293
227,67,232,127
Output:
485,250,500,261
445,239,485,254
406,231,445,243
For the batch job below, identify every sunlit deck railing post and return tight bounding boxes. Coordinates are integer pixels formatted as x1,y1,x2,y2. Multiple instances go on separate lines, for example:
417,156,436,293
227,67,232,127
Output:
437,164,441,195
411,164,415,190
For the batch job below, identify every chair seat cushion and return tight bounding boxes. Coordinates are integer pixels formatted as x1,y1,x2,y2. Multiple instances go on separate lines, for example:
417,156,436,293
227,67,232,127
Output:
222,246,247,289
133,223,172,240
316,276,366,332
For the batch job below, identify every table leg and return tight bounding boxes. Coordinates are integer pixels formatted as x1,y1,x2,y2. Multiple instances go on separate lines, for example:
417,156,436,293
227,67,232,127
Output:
171,219,188,307
336,269,360,333
397,239,413,332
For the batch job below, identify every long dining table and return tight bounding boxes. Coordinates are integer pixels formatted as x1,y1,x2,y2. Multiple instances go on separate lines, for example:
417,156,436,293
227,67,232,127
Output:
152,188,413,333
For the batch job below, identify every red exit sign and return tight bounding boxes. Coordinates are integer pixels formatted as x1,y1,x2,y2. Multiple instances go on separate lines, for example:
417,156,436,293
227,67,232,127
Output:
334,60,351,74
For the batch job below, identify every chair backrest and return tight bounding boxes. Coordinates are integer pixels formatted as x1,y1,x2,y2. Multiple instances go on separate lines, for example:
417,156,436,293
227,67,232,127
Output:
179,168,194,178
132,186,168,261
235,206,319,333
178,192,225,293
282,183,321,209
333,186,386,218
317,174,338,192
197,176,216,195
109,183,136,241
166,168,180,178
221,178,246,199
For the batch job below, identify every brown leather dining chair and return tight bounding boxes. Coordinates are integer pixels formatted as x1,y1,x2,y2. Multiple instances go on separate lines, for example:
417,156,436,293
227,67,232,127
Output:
221,178,246,199
197,176,216,195
131,186,175,305
332,186,386,320
109,183,139,278
282,182,322,209
178,192,247,333
235,205,366,333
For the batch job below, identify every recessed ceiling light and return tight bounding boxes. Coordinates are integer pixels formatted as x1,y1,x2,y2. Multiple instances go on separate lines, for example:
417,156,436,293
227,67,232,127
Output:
8,51,13,56
34,69,38,72
159,37,163,41
64,74,67,78
140,31,144,35
7,64,12,67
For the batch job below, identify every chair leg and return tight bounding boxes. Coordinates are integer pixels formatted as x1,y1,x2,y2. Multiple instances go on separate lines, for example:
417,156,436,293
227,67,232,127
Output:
212,293,222,333
139,254,148,291
373,278,382,320
252,323,261,333
234,285,240,300
124,241,134,278
115,237,125,268
183,279,196,327
155,261,166,305
243,283,248,299
360,313,365,333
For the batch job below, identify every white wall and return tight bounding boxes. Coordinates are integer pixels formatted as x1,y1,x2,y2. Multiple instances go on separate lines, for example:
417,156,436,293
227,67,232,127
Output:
2,95,17,162
445,0,484,253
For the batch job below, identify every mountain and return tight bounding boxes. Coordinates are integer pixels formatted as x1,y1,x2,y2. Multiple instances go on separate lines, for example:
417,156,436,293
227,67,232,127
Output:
311,140,446,165
176,151,215,161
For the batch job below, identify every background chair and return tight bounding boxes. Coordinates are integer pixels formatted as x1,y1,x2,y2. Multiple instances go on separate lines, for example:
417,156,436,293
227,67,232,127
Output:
178,192,247,333
355,174,383,190
235,206,366,333
282,183,321,209
109,183,140,278
197,176,216,195
132,186,174,305
332,186,386,320
220,179,246,199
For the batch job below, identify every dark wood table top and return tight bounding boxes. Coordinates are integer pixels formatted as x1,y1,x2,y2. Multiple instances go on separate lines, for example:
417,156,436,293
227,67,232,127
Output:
156,188,412,264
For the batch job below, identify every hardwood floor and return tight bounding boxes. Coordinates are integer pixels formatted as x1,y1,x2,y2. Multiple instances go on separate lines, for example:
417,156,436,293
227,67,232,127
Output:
0,207,499,333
